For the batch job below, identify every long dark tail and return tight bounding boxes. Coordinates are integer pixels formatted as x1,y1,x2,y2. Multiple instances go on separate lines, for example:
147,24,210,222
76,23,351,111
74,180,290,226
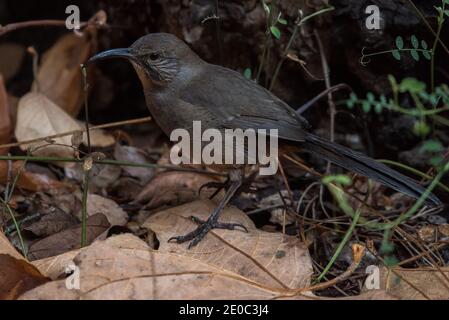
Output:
301,133,441,207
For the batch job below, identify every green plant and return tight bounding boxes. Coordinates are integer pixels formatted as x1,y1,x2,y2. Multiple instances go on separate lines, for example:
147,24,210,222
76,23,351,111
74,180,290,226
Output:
360,35,431,65
345,77,449,140
360,0,449,91
256,0,287,82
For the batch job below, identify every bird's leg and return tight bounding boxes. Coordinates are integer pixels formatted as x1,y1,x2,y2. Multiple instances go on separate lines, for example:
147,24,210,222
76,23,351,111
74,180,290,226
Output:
199,176,229,199
168,169,248,249
199,170,258,200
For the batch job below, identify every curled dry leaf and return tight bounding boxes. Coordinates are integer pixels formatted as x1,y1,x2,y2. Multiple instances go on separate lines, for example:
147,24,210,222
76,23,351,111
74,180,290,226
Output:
144,200,313,290
27,213,110,261
19,234,314,300
0,74,11,154
32,30,97,116
136,171,223,208
0,254,49,299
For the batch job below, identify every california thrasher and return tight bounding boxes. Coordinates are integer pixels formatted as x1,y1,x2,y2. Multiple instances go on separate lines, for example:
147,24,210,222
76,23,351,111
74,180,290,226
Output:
89,33,441,248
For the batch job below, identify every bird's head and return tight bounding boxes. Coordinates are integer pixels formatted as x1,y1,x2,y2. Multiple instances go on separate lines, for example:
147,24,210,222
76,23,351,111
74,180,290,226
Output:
88,33,199,87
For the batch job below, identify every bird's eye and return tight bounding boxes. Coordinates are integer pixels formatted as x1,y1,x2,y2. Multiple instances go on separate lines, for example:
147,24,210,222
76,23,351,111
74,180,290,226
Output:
149,53,160,61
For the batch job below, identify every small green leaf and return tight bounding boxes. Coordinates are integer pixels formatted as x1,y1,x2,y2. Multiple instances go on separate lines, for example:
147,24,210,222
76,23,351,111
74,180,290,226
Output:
430,155,444,167
392,50,401,60
421,140,444,153
399,77,426,93
362,100,371,113
270,26,281,39
421,39,428,50
413,121,430,136
346,99,355,109
383,256,399,267
395,36,404,49
379,94,387,105
374,103,383,114
410,49,420,61
411,35,419,49
444,10,449,17
444,0,449,5
422,50,431,60
349,92,358,102
380,241,395,255
366,92,375,102
278,18,288,25
243,68,252,79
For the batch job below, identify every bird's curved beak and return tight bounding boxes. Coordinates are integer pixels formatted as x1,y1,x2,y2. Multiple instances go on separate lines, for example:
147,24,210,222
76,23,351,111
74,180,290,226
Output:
87,48,136,64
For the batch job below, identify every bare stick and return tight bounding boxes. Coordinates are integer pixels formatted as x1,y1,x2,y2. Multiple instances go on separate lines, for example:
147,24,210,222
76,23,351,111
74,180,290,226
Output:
0,116,153,150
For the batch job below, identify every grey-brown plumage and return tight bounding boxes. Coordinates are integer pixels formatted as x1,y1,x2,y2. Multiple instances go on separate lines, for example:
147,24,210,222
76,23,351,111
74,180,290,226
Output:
89,33,441,247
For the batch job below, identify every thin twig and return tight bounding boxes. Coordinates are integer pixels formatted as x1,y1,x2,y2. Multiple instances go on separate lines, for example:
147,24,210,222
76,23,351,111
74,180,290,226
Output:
0,11,108,37
0,116,153,150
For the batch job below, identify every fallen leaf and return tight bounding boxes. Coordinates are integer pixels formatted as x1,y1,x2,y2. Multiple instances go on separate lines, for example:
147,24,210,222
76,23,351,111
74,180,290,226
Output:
32,250,79,280
0,161,68,192
380,266,449,300
0,231,24,260
143,200,313,290
0,43,26,82
15,92,116,158
136,171,223,208
15,92,82,157
32,30,97,116
28,213,110,261
0,254,49,299
79,122,115,148
24,210,79,237
114,143,155,183
0,74,11,154
339,290,397,300
82,194,128,226
19,234,315,300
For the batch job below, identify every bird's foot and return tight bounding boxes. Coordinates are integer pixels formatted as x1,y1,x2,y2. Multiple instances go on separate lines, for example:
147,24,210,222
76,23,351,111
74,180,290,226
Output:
168,215,248,249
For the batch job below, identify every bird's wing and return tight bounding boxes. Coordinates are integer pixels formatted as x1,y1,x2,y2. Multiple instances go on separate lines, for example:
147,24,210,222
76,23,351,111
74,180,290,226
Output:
178,64,309,142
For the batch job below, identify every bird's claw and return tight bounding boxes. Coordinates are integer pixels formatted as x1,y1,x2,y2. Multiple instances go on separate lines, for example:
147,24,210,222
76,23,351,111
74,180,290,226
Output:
168,215,248,249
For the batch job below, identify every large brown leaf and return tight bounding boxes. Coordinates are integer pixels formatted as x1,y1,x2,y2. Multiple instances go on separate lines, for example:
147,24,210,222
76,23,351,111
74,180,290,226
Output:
14,92,114,158
0,254,49,299
32,30,97,116
19,234,314,300
15,92,82,157
143,200,313,290
379,266,449,300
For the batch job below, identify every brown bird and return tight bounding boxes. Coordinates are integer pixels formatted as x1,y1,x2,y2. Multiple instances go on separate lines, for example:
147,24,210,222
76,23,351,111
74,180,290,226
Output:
89,33,441,248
